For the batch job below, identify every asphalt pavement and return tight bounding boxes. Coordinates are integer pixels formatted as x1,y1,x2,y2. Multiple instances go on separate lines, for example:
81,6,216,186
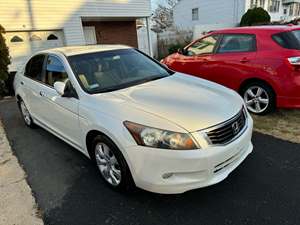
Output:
0,99,300,225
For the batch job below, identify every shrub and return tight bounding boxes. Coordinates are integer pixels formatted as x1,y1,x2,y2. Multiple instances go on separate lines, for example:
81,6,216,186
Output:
240,7,271,27
0,25,10,97
168,43,186,54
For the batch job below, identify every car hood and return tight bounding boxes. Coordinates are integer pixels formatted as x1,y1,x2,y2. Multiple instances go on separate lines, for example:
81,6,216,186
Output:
115,73,244,132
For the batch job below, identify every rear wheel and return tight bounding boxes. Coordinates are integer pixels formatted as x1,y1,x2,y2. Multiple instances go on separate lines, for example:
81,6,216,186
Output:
92,135,135,191
241,82,276,115
19,99,35,128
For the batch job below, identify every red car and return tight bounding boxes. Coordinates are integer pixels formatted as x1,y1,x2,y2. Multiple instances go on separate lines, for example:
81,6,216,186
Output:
161,26,300,115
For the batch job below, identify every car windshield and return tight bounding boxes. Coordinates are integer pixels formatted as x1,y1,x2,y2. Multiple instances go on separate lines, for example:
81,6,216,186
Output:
68,48,173,94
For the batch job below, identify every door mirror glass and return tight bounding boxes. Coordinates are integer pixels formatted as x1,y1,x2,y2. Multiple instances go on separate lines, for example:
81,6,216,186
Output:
54,81,66,96
178,48,183,54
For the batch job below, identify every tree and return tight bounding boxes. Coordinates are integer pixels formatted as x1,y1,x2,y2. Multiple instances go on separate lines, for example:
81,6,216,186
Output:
0,25,10,96
240,7,271,26
151,0,178,33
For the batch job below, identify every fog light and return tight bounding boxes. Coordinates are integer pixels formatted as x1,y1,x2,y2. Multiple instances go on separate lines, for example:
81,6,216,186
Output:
162,173,173,179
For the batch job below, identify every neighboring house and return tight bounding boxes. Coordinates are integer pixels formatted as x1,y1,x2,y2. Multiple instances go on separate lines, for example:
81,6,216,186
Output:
0,0,152,72
173,0,300,31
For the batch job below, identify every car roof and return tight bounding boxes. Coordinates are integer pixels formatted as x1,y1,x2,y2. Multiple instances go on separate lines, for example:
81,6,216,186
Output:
41,45,132,56
212,25,300,34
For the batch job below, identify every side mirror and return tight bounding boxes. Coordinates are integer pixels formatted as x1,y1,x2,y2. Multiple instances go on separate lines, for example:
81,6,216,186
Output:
54,81,66,96
161,63,169,69
178,48,187,55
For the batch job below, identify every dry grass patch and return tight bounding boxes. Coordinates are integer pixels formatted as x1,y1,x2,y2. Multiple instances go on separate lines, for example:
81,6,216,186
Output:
252,109,300,143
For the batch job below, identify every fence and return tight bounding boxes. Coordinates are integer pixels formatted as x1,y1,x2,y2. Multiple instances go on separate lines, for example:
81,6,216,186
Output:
157,29,193,59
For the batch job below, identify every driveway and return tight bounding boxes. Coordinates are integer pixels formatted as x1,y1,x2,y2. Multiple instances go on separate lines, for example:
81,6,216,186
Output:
0,99,300,225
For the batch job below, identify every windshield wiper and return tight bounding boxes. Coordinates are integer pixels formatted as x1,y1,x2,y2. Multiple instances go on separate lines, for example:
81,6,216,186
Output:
134,75,166,85
93,75,167,94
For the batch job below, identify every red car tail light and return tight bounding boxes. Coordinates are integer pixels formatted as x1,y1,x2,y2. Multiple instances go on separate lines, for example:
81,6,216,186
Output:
288,56,300,66
287,57,300,74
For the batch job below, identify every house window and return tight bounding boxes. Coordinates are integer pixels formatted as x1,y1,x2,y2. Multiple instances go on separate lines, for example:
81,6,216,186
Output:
10,35,23,42
30,34,42,41
268,0,280,12
47,34,58,40
192,8,199,21
250,0,265,8
296,3,300,16
290,3,300,16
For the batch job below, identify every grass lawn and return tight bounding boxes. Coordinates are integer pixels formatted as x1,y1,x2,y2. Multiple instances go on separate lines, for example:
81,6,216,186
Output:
252,110,300,144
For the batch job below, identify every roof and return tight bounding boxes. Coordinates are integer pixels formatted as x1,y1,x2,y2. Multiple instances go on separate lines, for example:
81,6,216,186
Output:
213,25,300,34
44,45,132,56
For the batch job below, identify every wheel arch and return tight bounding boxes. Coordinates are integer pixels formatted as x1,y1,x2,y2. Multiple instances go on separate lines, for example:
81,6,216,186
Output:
85,129,136,186
238,77,276,97
85,129,131,163
86,130,106,159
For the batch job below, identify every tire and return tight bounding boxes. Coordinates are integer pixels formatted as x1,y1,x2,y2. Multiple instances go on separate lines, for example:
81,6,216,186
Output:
18,99,35,128
241,82,276,115
91,135,135,191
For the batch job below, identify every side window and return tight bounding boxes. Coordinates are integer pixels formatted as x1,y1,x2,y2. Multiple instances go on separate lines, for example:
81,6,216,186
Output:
186,35,219,56
217,34,256,53
25,55,45,81
45,56,68,87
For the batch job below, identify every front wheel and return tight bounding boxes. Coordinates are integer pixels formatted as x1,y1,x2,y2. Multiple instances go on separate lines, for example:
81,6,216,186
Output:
241,82,276,115
92,135,135,191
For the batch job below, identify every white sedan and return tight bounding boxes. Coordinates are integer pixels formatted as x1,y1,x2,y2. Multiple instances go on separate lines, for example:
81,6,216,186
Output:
14,45,253,194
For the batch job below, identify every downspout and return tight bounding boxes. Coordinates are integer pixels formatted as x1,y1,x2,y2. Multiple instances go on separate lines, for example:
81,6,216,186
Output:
146,17,153,57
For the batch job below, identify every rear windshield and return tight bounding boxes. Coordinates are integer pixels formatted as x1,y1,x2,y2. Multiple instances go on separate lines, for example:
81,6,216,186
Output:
272,30,300,50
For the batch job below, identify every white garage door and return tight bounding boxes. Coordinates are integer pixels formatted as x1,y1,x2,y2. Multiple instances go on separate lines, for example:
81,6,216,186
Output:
4,30,65,72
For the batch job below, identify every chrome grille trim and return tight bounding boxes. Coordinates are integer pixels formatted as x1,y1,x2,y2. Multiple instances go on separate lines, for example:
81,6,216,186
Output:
203,108,247,146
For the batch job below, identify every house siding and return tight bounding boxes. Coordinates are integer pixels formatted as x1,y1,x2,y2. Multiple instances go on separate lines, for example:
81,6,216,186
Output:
173,0,246,30
0,0,151,45
174,0,299,31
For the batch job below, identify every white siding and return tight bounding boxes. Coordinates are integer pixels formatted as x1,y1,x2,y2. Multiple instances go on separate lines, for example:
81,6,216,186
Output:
0,0,151,45
173,0,246,30
174,0,300,31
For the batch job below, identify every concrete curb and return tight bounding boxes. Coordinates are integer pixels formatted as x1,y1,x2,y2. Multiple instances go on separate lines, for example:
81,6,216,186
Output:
0,120,44,225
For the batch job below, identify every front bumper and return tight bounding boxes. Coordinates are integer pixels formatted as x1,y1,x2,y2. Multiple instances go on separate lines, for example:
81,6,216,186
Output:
125,117,253,194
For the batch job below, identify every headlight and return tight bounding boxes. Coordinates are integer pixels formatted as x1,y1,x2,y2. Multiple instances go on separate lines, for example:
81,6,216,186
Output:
124,121,198,150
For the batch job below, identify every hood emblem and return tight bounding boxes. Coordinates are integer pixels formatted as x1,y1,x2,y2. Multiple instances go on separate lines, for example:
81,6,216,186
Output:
232,121,240,135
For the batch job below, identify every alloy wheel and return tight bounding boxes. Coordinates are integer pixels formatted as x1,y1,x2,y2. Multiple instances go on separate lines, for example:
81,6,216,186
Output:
244,86,269,114
95,142,122,186
20,101,32,125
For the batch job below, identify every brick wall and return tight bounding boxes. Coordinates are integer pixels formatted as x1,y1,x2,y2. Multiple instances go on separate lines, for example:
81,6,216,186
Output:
82,21,138,48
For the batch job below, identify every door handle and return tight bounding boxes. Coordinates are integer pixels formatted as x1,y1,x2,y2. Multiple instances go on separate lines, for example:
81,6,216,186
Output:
39,91,45,97
240,58,250,63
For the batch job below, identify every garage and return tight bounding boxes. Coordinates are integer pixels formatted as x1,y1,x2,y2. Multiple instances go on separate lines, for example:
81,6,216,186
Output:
4,30,65,72
82,21,138,48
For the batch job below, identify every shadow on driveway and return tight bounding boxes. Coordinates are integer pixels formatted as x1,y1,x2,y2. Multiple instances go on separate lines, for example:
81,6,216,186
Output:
0,99,300,225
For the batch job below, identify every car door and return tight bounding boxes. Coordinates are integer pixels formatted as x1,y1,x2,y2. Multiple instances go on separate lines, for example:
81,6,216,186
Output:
21,54,47,122
211,33,257,90
38,54,81,149
171,35,220,79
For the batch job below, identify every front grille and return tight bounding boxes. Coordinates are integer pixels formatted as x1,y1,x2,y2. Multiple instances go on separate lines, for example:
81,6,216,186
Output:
206,109,247,145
